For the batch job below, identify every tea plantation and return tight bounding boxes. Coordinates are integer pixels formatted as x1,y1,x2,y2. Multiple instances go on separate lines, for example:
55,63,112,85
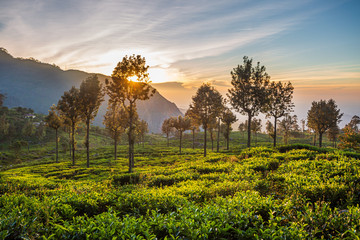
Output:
1,144,360,239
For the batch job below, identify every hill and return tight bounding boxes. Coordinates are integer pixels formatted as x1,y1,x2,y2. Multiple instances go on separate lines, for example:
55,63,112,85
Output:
0,48,182,132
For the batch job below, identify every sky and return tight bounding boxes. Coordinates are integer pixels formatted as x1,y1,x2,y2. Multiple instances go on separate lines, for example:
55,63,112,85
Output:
0,0,359,124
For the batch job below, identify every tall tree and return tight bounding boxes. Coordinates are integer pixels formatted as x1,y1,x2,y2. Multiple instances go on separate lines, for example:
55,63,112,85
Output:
228,56,270,147
79,75,104,168
189,83,223,157
103,102,127,162
307,99,343,147
208,118,217,151
170,116,191,154
161,118,174,147
57,86,81,165
106,55,155,173
347,115,360,132
45,105,63,163
222,108,237,150
266,81,294,147
279,114,299,145
339,124,360,151
238,122,246,139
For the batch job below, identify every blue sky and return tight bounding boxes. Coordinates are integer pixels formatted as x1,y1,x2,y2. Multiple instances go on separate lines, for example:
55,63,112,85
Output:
0,0,359,122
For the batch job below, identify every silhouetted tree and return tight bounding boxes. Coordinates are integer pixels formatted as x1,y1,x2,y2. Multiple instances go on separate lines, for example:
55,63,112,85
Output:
228,56,270,147
162,118,174,147
222,108,237,150
170,116,191,154
103,102,127,162
57,86,81,165
307,99,343,147
106,55,155,173
238,122,246,139
45,105,63,163
279,114,298,145
347,115,360,132
79,75,104,168
266,81,294,147
189,83,223,157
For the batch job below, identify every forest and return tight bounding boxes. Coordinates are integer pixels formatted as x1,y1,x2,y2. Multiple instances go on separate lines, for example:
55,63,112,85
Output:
1,55,360,239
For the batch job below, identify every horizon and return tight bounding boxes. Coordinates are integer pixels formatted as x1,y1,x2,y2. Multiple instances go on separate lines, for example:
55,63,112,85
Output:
1,0,359,125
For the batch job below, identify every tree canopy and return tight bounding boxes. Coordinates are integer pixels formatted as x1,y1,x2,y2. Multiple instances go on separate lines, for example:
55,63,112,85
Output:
307,99,343,147
228,56,270,147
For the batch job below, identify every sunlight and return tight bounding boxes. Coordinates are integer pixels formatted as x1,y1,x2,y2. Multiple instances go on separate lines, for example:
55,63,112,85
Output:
148,67,170,83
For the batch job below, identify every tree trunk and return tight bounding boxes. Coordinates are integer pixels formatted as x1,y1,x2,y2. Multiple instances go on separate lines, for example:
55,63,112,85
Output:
217,119,220,152
72,122,75,166
247,114,252,147
86,119,90,168
319,132,323,147
114,133,117,162
226,125,230,150
69,131,72,157
167,134,169,147
313,133,316,146
211,132,214,151
128,102,134,173
204,127,207,157
192,129,195,149
273,117,277,147
55,128,58,163
179,131,182,154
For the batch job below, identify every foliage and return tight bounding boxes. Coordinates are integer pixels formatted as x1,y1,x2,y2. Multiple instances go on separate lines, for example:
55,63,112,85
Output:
339,125,360,152
221,108,237,150
189,83,223,156
105,55,155,173
307,99,343,147
279,114,299,145
169,115,191,154
57,86,81,165
266,81,294,147
2,145,360,239
228,56,270,147
79,74,104,167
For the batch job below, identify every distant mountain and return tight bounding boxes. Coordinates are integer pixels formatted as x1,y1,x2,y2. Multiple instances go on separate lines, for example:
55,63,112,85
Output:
0,48,183,133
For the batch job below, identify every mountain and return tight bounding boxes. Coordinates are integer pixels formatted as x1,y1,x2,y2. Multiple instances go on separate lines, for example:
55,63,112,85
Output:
0,48,183,133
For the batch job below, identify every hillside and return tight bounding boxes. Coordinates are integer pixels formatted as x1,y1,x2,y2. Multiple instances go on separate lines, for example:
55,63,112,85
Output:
1,144,360,239
0,48,182,132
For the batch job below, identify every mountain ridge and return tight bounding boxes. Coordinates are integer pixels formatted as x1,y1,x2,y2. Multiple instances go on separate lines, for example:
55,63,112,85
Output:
0,48,183,133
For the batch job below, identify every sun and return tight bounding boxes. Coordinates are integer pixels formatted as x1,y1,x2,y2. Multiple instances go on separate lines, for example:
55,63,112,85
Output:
148,67,170,83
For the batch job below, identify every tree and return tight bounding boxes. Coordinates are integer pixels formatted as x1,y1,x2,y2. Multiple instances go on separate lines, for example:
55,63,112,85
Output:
266,81,294,147
279,114,298,145
0,114,9,141
57,86,81,165
0,93,4,107
228,56,270,147
307,99,343,147
161,118,174,147
22,120,34,152
45,105,62,163
136,119,149,147
208,118,217,151
251,118,262,145
185,109,200,149
170,115,191,154
238,122,246,139
189,83,223,157
266,120,275,141
327,125,340,148
103,102,127,162
347,115,360,132
106,55,155,173
339,125,360,151
222,108,237,150
79,75,104,168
